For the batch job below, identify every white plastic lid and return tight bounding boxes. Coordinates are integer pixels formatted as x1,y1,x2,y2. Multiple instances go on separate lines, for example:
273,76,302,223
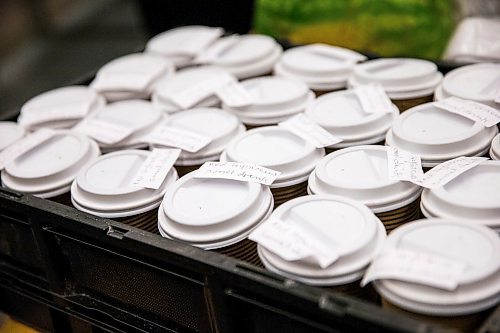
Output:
258,195,386,284
152,66,228,113
198,34,282,79
157,108,245,165
274,44,367,90
71,150,178,217
89,100,162,149
145,26,224,67
1,130,100,197
223,76,314,125
18,86,104,130
222,126,325,187
308,146,421,212
0,122,25,151
375,219,500,316
348,58,443,99
491,134,500,160
385,102,498,166
421,161,500,228
158,170,273,249
305,90,398,147
438,63,500,110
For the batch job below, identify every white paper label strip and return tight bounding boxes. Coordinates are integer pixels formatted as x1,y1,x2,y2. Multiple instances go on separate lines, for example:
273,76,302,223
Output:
195,161,280,186
179,28,224,56
434,97,500,127
20,103,91,127
143,126,212,153
195,35,240,63
309,44,367,63
354,84,394,114
361,249,466,291
215,81,253,107
74,119,133,145
418,156,487,189
170,74,234,109
130,148,180,189
249,219,339,269
0,129,54,170
387,147,424,183
279,114,343,148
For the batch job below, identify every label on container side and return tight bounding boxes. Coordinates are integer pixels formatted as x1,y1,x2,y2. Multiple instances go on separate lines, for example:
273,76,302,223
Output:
387,147,424,183
361,249,466,290
170,74,234,109
249,219,339,269
195,161,280,186
215,80,253,107
355,84,394,114
434,97,500,127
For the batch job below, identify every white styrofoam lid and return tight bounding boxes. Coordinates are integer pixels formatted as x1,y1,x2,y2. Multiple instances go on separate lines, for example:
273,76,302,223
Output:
308,146,421,212
159,170,273,245
165,108,244,159
259,195,386,279
421,161,500,226
153,66,229,107
441,63,500,107
378,219,500,308
19,86,101,124
203,34,278,67
349,58,442,97
305,90,398,142
223,126,325,185
491,133,500,160
386,102,498,163
278,44,366,77
0,122,25,151
2,131,100,194
146,26,223,57
73,150,176,212
90,100,162,144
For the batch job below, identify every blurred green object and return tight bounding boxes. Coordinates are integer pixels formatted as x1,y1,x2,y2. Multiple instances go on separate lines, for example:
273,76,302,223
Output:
254,0,456,59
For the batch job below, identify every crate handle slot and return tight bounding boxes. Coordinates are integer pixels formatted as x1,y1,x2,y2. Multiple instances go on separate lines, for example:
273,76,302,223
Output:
106,225,129,239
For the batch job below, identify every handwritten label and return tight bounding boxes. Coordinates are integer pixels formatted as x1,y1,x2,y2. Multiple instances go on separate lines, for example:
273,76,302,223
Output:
417,156,487,189
249,219,339,268
21,102,91,127
354,84,394,114
195,161,280,186
170,75,234,109
215,81,253,107
143,126,212,153
361,249,466,290
0,129,54,170
130,148,180,189
387,147,424,183
434,97,500,127
279,114,343,148
74,119,133,144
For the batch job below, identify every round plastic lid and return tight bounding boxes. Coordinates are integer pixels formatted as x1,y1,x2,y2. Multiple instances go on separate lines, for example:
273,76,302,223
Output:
0,122,25,151
223,76,314,125
161,108,245,163
421,161,500,228
348,58,443,99
145,26,223,65
385,102,498,166
19,86,103,128
258,195,386,281
90,100,162,147
491,134,500,160
308,146,421,212
152,66,229,113
72,150,177,215
441,63,500,109
305,90,398,146
200,34,282,79
2,130,100,195
274,44,366,89
223,126,325,187
158,170,273,248
375,219,500,315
